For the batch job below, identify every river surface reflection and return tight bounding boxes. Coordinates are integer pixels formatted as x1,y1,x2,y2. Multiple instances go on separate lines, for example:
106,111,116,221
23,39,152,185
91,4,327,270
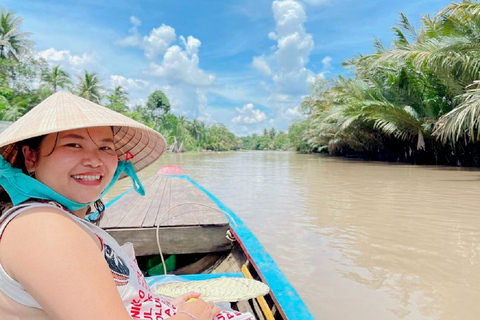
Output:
106,151,480,320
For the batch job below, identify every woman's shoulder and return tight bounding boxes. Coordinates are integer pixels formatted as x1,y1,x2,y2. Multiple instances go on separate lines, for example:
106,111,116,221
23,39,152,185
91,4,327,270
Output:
1,203,75,230
2,202,99,247
1,203,92,245
0,203,103,281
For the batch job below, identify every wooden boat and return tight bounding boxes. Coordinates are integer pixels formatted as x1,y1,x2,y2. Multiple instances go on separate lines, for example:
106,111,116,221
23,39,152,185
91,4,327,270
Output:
100,165,314,320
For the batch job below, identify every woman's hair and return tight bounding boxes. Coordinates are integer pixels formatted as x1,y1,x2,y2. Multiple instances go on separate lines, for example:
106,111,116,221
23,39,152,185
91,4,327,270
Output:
14,135,45,173
0,134,107,224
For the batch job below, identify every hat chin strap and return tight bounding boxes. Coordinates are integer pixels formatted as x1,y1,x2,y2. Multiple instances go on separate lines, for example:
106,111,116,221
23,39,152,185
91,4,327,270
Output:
0,157,144,213
100,161,145,198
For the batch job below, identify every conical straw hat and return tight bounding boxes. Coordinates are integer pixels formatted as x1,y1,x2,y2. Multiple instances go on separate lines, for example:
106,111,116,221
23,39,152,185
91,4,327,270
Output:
0,91,167,173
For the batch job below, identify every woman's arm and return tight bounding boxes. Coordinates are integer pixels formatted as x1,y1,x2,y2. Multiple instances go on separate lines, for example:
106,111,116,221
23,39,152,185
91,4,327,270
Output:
0,206,132,320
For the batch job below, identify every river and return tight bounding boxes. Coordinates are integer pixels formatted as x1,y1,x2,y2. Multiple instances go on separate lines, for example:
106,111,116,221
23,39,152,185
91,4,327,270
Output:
107,151,480,320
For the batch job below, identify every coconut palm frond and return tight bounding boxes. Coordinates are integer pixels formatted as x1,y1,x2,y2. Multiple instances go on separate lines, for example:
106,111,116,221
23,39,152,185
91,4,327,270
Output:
439,1,480,19
74,70,105,103
373,37,386,53
398,12,418,41
392,26,410,47
433,81,480,143
0,9,32,60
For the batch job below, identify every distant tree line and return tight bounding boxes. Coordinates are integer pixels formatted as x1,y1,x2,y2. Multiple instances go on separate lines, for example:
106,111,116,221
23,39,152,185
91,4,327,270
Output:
0,7,295,152
290,0,480,166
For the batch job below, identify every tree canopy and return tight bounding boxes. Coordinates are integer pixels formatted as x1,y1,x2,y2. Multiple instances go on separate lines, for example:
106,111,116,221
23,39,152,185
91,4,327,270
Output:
291,0,480,166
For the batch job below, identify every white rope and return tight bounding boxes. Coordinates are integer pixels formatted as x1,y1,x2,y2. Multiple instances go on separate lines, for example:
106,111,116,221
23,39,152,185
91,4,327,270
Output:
155,202,237,275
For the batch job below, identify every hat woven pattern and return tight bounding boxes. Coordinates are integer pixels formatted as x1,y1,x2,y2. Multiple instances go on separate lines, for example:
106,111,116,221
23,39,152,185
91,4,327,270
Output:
0,91,167,173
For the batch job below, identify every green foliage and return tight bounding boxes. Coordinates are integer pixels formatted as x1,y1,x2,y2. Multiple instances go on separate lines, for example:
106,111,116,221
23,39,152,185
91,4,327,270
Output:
0,8,291,155
74,70,104,103
240,128,292,151
41,64,72,93
291,0,480,166
106,86,129,113
0,8,32,60
288,119,314,153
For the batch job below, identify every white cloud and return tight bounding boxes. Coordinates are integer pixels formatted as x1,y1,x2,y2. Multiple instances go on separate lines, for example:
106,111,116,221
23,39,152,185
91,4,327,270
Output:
322,56,332,69
143,24,176,60
243,0,329,132
109,75,148,91
271,0,314,94
180,36,201,56
117,18,176,60
116,16,215,120
118,17,214,87
160,85,209,119
37,48,97,75
232,103,267,124
286,106,300,117
130,16,142,28
268,32,278,41
144,45,214,86
251,1,317,95
252,56,272,76
198,112,212,123
116,16,143,47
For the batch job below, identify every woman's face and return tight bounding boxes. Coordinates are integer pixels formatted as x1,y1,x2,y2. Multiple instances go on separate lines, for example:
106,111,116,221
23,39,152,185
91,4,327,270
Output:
23,127,118,204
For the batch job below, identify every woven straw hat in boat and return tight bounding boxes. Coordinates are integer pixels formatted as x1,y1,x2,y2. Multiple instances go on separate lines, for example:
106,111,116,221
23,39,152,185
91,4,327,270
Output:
154,277,270,302
0,91,167,173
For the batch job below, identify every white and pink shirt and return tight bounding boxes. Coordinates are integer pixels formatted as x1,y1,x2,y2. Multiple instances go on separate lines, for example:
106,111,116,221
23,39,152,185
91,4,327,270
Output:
0,203,254,320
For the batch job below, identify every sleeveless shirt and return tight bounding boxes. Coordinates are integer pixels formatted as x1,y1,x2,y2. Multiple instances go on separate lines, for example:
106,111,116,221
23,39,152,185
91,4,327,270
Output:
0,203,254,320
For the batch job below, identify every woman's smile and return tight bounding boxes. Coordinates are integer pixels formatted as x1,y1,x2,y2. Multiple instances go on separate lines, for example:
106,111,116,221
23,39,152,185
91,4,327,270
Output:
71,173,103,184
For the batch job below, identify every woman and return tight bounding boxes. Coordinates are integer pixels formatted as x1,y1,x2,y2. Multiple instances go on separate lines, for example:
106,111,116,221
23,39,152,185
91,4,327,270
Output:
0,91,252,320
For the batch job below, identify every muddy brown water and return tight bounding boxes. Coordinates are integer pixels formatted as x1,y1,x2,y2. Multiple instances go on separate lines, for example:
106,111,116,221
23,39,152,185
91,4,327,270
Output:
106,151,480,320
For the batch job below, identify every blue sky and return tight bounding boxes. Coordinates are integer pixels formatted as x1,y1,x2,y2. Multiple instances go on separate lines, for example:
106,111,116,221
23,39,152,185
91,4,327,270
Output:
5,0,453,135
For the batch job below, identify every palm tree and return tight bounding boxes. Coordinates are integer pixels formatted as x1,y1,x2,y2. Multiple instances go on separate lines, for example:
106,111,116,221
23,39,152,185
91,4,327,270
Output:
41,64,72,92
1,95,26,121
0,8,31,60
74,70,104,103
106,85,129,113
433,81,480,143
188,119,206,142
360,2,480,99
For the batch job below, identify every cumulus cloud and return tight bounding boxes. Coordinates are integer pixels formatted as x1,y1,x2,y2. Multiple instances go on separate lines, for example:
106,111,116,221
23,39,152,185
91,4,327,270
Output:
144,45,214,86
109,75,148,91
322,56,332,69
143,25,176,60
251,0,317,97
118,17,214,88
37,48,97,74
285,106,300,117
232,103,267,125
180,35,201,56
116,16,143,47
116,16,215,119
271,1,315,94
252,56,272,76
117,17,176,60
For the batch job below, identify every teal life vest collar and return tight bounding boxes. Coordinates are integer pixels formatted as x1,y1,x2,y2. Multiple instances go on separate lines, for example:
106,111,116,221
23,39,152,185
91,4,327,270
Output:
0,156,144,212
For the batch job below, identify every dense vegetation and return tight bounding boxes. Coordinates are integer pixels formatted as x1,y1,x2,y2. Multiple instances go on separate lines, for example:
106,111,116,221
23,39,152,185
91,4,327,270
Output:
6,1,480,165
0,8,290,152
291,0,480,166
